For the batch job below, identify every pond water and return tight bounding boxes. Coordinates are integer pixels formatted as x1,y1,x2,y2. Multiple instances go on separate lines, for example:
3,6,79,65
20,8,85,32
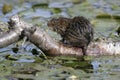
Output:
0,0,120,80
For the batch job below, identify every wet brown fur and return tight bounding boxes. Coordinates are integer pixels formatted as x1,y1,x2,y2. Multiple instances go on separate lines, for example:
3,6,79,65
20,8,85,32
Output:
47,16,94,55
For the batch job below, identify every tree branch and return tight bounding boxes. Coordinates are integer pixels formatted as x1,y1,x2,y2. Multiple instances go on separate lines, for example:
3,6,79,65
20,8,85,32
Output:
0,15,119,57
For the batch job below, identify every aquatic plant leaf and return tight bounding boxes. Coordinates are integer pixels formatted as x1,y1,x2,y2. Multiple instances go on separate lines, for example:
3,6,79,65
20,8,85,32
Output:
62,61,92,69
32,3,48,9
12,47,19,53
2,4,13,14
96,13,120,20
5,54,18,61
51,8,62,13
116,26,120,35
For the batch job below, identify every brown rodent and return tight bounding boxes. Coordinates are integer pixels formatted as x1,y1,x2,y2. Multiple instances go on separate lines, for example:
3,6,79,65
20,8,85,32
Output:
47,16,94,55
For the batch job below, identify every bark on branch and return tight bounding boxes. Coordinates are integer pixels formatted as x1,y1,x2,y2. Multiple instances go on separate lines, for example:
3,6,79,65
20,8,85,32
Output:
0,15,34,48
0,15,120,57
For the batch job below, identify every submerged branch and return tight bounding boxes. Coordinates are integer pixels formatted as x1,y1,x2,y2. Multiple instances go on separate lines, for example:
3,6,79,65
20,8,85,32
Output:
0,15,120,57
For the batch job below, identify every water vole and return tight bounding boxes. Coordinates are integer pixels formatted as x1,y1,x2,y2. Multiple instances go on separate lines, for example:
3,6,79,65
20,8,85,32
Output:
47,16,94,55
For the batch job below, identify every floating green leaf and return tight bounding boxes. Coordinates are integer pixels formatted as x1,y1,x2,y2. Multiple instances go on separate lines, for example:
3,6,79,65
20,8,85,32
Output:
96,13,120,20
5,54,18,61
2,3,13,14
32,3,48,9
51,8,62,13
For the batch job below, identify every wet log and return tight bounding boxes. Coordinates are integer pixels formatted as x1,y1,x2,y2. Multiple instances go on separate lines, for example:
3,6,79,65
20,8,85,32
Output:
0,15,120,57
23,26,83,57
0,15,33,48
0,29,20,48
24,26,120,57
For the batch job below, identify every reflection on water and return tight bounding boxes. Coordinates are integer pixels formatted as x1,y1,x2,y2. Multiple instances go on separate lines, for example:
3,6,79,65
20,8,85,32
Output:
16,58,35,62
48,2,73,8
91,61,101,74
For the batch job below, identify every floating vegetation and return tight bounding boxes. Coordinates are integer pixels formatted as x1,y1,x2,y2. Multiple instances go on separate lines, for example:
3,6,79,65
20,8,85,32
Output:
2,3,13,14
71,0,86,4
116,26,120,35
32,3,48,9
96,13,120,20
0,0,120,80
50,8,62,13
5,54,18,61
62,61,92,70
12,47,19,53
48,2,73,8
